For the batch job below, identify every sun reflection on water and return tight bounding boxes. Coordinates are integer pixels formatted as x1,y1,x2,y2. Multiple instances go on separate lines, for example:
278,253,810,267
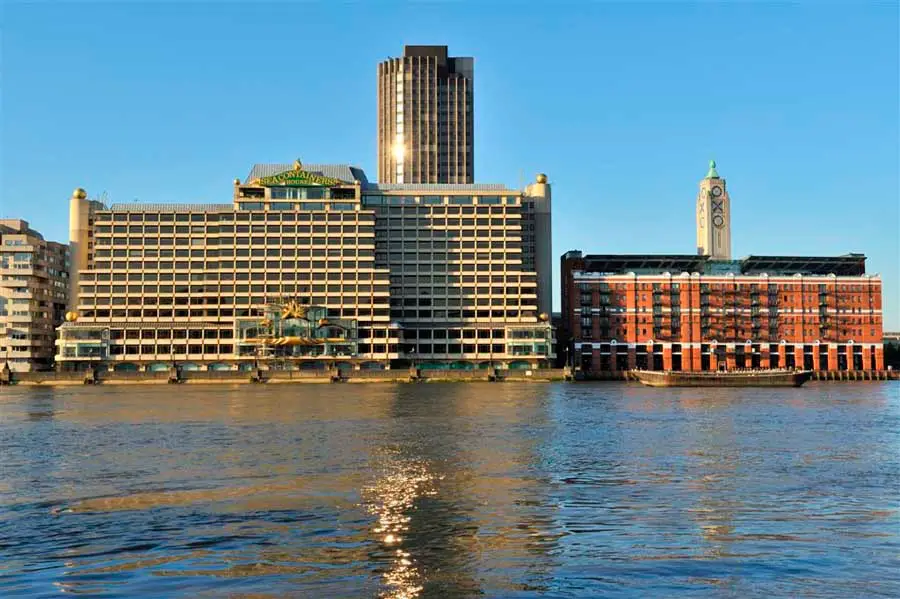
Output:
362,455,439,599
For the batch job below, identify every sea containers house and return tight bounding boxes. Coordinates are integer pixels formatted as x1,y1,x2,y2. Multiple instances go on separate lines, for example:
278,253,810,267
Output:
56,161,555,372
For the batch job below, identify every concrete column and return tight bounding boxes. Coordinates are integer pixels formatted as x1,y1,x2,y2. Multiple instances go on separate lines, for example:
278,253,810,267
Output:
827,346,839,371
627,346,637,370
778,344,787,369
875,346,885,370
726,344,736,370
794,346,805,370
524,175,553,317
68,189,91,312
663,346,673,371
862,346,872,371
683,346,697,372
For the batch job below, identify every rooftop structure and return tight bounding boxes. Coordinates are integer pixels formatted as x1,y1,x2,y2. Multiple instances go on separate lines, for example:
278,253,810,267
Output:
562,252,869,277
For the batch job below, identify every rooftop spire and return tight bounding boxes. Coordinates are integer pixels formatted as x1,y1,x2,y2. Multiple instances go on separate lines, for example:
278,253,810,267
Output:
706,159,719,179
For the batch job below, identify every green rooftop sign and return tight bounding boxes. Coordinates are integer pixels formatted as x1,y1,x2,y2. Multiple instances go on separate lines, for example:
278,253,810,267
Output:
256,161,344,187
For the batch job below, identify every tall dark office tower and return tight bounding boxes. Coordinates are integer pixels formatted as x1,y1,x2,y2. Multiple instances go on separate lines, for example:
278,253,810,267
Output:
377,45,474,184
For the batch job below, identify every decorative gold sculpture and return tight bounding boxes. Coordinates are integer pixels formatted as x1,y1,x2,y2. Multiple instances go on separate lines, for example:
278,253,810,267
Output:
65,311,78,322
281,300,308,320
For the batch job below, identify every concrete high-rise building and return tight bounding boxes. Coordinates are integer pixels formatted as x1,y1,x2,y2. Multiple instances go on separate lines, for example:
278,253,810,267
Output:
56,161,554,371
0,219,69,371
696,160,732,260
378,45,474,184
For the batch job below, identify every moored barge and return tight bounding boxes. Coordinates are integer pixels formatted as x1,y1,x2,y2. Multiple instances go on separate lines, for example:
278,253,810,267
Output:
632,369,813,388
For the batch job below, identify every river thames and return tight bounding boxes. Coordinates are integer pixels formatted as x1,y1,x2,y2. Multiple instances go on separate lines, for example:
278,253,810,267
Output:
1,382,897,598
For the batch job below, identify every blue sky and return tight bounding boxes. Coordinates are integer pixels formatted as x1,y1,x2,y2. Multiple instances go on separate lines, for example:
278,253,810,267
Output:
2,2,897,327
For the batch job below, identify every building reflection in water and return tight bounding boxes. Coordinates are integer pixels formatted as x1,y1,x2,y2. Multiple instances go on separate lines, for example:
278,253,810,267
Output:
361,383,562,598
675,389,741,560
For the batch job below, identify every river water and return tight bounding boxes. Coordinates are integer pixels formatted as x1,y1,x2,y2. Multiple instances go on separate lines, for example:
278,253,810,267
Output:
1,382,898,598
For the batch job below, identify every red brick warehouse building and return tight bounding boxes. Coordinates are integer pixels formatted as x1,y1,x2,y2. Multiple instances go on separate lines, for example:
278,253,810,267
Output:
559,162,884,374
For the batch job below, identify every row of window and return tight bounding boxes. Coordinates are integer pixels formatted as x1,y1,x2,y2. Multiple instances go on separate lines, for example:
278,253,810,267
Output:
78,308,391,319
94,203,531,225
96,212,373,223
96,224,373,234
405,343,508,354
93,231,517,246
81,283,389,294
79,270,533,285
578,327,880,341
93,237,376,247
578,281,877,293
91,260,375,271
389,309,535,320
361,195,511,206
80,298,528,313
372,205,519,216
82,295,388,306
380,252,517,262
86,261,520,276
82,285,524,298
93,343,396,357
93,248,374,259
389,274,536,285
386,262,519,274
236,202,359,212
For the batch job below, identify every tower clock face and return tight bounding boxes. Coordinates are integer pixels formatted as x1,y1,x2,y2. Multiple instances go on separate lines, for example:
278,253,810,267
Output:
711,186,723,197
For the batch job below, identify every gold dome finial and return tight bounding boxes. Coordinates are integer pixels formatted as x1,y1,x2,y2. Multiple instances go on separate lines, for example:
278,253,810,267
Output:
538,312,549,322
72,188,87,200
233,178,241,186
65,311,78,322
536,173,548,184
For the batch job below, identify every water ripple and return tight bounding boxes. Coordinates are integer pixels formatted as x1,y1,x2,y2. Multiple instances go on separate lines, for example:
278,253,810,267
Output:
0,382,897,597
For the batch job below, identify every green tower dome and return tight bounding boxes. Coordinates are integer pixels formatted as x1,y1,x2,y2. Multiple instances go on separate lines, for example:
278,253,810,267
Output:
706,160,719,179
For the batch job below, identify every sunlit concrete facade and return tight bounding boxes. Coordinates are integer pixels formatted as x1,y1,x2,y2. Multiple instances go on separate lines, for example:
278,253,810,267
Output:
378,45,474,184
0,219,69,371
58,162,554,371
